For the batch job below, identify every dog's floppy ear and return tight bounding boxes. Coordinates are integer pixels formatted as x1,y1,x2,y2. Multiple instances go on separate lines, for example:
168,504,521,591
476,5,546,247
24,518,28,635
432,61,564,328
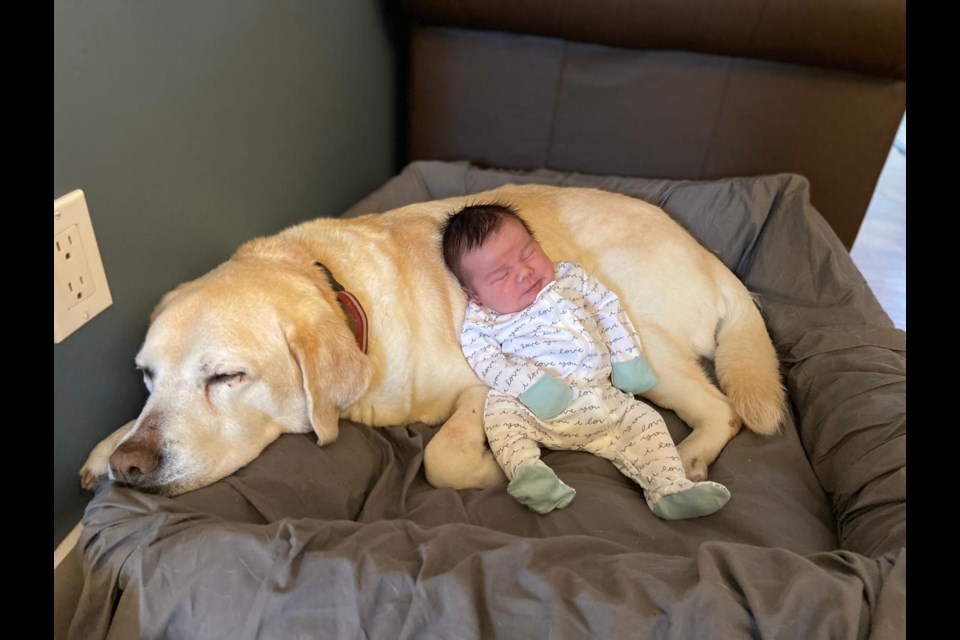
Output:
238,234,372,444
285,316,372,446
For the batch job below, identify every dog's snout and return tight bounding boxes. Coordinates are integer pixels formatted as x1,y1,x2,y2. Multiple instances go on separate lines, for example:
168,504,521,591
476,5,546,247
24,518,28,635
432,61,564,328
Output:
109,418,163,486
110,441,161,485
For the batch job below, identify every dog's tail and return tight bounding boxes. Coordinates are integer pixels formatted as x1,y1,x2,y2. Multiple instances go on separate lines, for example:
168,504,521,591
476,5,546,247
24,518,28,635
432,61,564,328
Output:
714,281,786,435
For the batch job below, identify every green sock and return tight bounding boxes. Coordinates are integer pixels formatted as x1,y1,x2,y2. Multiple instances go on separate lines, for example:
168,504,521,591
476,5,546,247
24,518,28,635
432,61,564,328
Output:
651,481,730,520
507,465,576,514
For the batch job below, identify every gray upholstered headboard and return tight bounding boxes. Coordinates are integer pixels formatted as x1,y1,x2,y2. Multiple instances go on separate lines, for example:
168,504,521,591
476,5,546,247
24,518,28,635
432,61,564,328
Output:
401,0,906,248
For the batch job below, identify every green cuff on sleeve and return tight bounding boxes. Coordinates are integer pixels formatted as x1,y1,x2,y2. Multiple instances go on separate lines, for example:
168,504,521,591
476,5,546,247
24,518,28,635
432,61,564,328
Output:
519,375,573,420
611,357,659,394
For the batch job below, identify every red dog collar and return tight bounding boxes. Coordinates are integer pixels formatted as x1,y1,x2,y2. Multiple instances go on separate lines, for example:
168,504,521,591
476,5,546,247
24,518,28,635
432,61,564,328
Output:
314,262,368,354
334,290,368,354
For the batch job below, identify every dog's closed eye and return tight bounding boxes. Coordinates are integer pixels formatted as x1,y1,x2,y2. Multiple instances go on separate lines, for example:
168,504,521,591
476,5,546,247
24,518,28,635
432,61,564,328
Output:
207,372,247,388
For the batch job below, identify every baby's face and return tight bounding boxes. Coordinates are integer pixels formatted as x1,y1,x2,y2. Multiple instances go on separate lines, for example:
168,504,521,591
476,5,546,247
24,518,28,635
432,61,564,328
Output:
459,216,555,314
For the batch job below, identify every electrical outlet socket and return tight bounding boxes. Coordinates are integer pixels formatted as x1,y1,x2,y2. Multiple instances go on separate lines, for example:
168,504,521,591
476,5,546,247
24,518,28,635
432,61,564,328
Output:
54,190,112,343
55,224,97,308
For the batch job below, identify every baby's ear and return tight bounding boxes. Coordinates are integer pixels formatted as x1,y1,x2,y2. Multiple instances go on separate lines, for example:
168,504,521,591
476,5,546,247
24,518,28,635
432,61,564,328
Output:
461,285,482,305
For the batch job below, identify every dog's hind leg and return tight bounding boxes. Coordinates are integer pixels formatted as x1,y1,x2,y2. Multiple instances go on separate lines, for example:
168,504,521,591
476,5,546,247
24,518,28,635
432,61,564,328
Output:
638,325,742,482
424,384,506,489
80,420,137,490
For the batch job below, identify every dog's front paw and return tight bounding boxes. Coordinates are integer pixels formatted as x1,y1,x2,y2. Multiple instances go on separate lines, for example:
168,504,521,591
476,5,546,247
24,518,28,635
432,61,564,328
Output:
80,466,104,491
79,458,109,491
80,439,115,489
79,423,133,490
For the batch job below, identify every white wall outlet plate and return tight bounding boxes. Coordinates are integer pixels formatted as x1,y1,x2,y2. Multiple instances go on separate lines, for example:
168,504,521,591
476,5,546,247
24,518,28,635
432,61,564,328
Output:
54,190,113,343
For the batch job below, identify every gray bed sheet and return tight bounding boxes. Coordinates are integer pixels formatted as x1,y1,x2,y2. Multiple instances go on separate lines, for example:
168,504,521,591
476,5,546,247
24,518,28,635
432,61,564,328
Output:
71,162,906,639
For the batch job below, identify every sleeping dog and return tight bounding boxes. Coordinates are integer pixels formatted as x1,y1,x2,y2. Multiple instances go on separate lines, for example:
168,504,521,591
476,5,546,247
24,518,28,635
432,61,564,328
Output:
81,185,785,496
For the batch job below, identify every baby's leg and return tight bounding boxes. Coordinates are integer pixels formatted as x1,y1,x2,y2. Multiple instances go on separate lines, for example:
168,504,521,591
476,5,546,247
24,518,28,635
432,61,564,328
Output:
598,389,730,520
484,391,575,514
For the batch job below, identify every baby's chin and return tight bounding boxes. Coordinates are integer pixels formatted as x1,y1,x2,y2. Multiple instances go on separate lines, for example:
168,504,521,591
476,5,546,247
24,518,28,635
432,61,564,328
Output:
484,298,529,315
491,281,547,314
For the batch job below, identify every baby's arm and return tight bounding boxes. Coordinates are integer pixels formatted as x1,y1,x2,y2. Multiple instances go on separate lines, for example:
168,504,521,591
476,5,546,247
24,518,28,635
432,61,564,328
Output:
460,322,572,419
573,264,659,394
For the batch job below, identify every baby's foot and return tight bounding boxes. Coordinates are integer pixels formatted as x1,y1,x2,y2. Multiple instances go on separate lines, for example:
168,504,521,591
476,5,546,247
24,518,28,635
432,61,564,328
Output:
507,465,576,514
651,481,730,520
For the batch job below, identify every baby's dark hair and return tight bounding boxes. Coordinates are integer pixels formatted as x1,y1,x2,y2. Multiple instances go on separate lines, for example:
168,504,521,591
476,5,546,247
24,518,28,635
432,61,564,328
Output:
441,202,536,284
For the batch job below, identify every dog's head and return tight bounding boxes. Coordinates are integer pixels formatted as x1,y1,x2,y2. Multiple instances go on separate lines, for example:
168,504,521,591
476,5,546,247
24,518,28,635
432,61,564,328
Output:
108,236,372,495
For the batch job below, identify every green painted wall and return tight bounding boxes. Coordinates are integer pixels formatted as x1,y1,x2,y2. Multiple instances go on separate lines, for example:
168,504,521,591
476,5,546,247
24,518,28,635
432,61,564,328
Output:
54,0,402,547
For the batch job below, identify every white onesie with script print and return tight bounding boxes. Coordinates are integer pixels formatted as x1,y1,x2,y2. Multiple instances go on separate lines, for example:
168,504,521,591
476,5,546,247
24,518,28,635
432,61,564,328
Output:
460,261,693,508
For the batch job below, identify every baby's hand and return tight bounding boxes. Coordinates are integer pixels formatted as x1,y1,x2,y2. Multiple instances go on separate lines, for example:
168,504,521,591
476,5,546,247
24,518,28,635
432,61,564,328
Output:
612,356,659,394
518,374,572,419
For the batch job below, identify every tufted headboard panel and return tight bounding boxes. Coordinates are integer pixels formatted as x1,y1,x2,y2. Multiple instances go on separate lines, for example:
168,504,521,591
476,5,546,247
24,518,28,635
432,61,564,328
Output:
402,0,906,248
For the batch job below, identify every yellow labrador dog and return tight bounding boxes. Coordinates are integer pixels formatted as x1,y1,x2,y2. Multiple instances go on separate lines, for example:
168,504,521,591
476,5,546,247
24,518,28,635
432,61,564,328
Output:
81,185,785,496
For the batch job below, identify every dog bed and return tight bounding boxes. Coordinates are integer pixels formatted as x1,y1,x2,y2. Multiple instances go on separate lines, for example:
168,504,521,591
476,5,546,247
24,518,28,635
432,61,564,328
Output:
70,161,905,639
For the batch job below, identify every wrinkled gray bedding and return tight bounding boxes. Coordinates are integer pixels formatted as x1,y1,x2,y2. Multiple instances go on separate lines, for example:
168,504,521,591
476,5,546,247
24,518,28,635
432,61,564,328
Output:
71,162,905,639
